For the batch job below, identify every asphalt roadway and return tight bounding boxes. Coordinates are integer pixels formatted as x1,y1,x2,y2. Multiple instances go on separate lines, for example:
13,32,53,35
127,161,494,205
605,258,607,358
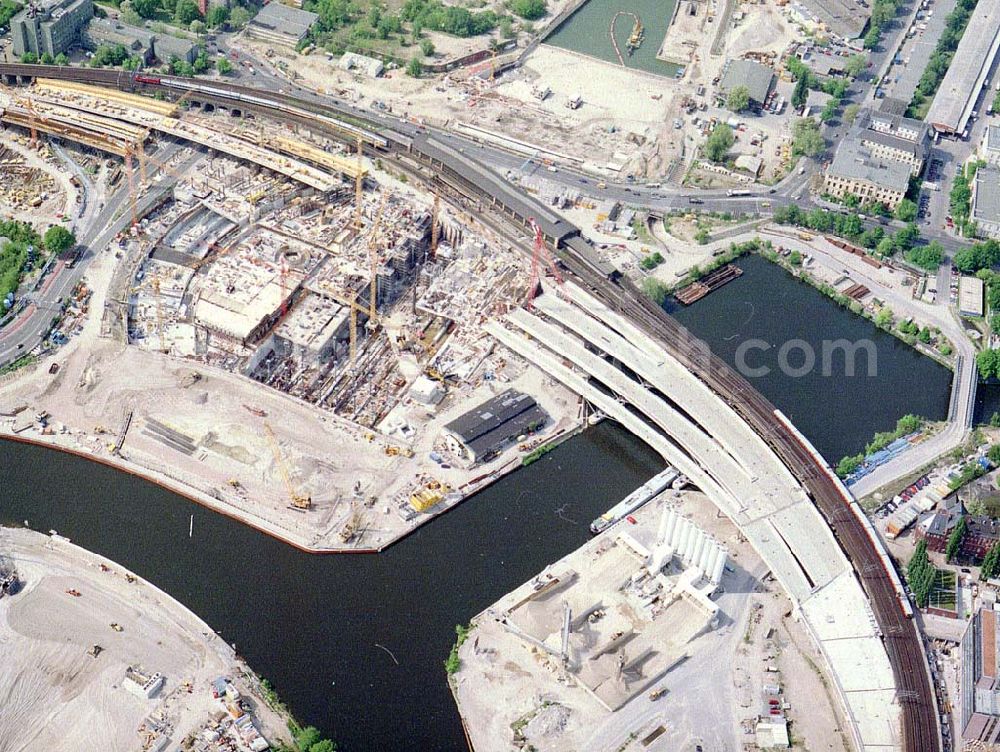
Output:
0,143,189,367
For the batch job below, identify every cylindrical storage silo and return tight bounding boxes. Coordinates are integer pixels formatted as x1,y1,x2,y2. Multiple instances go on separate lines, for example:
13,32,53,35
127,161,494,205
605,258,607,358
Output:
711,549,727,584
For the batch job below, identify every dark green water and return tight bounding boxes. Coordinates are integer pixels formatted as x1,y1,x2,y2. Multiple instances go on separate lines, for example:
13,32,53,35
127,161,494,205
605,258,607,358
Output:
545,0,682,77
0,422,662,751
667,254,953,462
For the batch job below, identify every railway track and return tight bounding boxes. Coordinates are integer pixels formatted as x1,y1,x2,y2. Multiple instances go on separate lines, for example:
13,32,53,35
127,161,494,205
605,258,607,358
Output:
0,63,940,751
559,255,940,752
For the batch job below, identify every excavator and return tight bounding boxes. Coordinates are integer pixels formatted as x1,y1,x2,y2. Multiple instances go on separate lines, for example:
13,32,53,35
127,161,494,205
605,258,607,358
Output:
263,422,311,510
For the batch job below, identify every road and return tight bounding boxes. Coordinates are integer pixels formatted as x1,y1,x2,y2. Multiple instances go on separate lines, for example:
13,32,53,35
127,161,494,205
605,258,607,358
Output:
0,143,188,367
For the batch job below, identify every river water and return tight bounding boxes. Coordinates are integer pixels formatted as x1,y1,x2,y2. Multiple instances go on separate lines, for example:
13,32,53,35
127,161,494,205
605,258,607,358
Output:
545,0,681,77
0,423,662,751
667,254,954,462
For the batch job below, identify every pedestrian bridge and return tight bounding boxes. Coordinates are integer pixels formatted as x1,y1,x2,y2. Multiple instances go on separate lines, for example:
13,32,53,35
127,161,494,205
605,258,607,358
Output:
486,282,901,752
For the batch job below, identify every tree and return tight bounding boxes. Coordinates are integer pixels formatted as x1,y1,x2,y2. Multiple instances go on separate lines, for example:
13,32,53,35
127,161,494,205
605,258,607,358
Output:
641,276,668,305
20,52,38,63
419,38,434,56
294,726,322,749
907,539,935,607
54,53,68,66
229,5,252,27
216,56,232,74
703,123,734,163
978,349,1000,380
905,241,943,271
874,307,893,328
175,0,201,24
508,0,546,20
43,226,75,254
132,0,157,18
206,3,228,26
876,236,895,257
792,75,809,109
982,543,1000,581
726,84,750,113
406,56,423,77
918,327,932,344
836,452,864,478
846,53,867,78
791,118,824,157
843,103,861,124
308,743,337,752
946,515,967,562
893,222,920,252
895,198,918,222
989,444,1000,466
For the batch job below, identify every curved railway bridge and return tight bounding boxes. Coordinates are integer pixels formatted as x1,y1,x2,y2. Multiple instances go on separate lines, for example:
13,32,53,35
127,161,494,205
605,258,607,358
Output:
0,63,941,752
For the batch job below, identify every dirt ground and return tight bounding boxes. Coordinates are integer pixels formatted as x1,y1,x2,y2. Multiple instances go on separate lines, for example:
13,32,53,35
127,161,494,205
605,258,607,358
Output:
0,527,289,752
0,136,78,228
232,0,805,180
453,488,850,752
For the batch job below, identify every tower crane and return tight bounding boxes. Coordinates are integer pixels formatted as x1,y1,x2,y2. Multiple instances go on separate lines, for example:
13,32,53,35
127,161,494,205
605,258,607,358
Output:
353,137,364,230
430,190,440,260
263,422,312,510
525,218,566,307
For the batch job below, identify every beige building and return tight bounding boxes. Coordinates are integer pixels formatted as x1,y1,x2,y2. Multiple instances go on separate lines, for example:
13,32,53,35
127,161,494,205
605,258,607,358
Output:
823,137,910,209
857,111,929,176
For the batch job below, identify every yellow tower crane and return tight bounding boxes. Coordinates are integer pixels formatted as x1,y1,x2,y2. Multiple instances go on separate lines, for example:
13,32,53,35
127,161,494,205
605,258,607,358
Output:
353,137,364,230
263,422,312,510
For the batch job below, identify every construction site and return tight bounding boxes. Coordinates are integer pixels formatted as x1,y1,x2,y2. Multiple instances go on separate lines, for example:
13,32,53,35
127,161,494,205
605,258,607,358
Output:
0,527,290,752
234,0,807,183
452,487,852,752
0,76,581,552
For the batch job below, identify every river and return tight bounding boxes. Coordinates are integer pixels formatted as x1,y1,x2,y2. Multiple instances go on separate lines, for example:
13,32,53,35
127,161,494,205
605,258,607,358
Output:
667,254,954,462
545,0,681,77
0,422,663,751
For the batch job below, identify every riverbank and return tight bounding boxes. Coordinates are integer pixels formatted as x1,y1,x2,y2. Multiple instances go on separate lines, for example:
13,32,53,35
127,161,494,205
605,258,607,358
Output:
0,419,665,749
0,410,586,554
0,526,291,751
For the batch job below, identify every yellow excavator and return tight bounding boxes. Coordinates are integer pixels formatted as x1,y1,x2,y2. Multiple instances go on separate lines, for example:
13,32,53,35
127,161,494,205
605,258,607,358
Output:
263,422,311,510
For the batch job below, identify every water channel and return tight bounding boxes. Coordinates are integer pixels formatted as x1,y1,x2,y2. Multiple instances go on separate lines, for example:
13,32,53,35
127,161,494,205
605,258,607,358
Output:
0,254,959,749
0,422,663,751
666,253,954,462
545,0,681,77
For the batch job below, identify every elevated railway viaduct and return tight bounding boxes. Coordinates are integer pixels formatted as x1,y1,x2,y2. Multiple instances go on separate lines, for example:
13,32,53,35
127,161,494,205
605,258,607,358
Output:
0,63,940,752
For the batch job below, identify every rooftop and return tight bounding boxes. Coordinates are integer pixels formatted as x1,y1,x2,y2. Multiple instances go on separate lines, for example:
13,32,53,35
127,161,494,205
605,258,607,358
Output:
973,167,1000,225
793,0,869,39
444,388,547,458
986,125,1000,153
718,58,775,104
925,2,1000,133
826,136,911,192
248,2,318,40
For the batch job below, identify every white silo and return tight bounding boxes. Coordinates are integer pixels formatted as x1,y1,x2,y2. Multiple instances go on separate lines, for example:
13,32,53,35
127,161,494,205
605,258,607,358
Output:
689,531,706,570
699,539,716,574
704,546,721,582
659,507,678,548
711,549,728,584
675,518,692,560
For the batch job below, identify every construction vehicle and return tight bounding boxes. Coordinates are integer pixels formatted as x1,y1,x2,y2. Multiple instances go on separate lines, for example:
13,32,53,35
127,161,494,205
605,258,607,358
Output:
649,687,666,700
339,499,362,543
87,644,103,659
65,589,81,597
385,445,414,458
110,623,124,632
263,421,312,510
